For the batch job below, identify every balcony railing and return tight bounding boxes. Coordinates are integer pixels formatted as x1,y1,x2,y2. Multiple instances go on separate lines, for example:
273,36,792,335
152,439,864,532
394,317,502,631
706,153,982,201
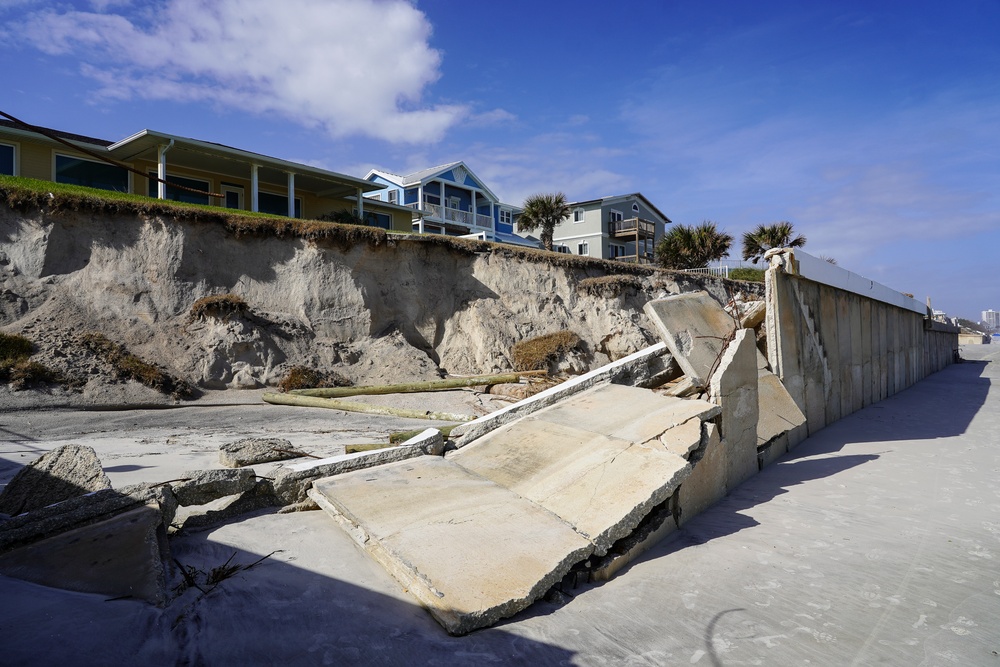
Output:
610,217,657,237
411,202,493,229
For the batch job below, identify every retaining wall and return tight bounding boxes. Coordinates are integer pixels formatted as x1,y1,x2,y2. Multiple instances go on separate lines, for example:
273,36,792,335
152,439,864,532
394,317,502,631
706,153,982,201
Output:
764,249,958,446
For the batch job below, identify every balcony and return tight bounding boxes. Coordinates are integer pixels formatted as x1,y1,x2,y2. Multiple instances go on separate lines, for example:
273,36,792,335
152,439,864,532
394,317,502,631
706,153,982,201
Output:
410,202,493,229
609,217,657,238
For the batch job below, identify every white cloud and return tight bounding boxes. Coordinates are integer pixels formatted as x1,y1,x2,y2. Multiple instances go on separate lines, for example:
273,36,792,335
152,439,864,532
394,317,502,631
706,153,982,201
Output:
11,0,465,143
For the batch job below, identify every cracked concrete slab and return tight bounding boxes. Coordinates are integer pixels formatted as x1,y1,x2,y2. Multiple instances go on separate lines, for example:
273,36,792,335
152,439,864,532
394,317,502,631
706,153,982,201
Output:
757,368,807,447
450,418,691,556
309,456,592,635
644,291,736,388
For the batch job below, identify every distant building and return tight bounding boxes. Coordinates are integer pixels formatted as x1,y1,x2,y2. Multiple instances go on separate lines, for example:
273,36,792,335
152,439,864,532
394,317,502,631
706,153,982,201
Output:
544,193,670,264
982,309,1000,331
364,162,534,247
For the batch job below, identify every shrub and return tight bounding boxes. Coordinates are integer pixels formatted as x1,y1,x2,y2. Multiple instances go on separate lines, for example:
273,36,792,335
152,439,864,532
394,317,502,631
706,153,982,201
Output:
511,330,581,371
0,332,33,363
278,366,352,392
728,268,765,283
189,294,250,321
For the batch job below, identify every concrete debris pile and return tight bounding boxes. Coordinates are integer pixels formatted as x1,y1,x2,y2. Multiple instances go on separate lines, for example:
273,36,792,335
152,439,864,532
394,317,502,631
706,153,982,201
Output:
0,443,286,604
304,289,808,635
0,288,809,636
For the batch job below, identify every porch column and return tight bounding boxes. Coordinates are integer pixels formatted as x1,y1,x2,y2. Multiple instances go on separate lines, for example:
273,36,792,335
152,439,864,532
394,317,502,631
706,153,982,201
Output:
286,171,295,218
470,190,476,226
156,141,173,200
356,187,364,221
250,164,259,213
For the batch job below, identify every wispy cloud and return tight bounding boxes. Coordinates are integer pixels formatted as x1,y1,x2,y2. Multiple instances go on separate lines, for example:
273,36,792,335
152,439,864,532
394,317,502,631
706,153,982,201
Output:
6,0,464,143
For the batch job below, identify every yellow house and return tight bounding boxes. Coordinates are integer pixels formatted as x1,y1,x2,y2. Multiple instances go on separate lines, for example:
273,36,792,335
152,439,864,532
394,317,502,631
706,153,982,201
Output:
0,119,412,231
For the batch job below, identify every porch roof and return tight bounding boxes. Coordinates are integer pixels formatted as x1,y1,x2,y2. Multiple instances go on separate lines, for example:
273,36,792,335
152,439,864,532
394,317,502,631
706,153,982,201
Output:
108,129,381,198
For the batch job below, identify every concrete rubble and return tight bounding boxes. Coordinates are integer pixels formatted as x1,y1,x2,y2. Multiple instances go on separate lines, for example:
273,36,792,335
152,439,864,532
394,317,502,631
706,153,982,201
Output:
0,287,819,635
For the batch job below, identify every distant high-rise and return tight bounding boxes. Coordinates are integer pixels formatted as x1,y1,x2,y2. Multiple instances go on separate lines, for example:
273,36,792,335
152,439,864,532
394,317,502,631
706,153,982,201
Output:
983,309,1000,331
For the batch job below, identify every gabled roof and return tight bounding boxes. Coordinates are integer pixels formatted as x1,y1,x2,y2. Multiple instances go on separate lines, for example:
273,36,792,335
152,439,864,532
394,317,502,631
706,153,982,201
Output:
0,119,112,147
366,161,500,203
567,192,672,224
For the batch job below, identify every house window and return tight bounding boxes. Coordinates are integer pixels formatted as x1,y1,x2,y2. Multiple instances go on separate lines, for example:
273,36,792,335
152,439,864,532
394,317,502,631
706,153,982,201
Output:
0,143,14,175
449,196,461,210
573,208,585,222
55,154,129,192
388,190,398,204
611,244,626,258
221,184,243,210
499,209,512,225
147,171,210,205
632,203,640,213
355,209,392,230
608,209,624,223
578,242,589,256
258,191,302,218
370,193,382,201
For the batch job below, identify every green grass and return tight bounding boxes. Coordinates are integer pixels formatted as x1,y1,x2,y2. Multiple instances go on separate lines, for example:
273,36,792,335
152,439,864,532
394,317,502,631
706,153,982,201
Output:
277,366,352,392
728,267,766,283
0,332,61,389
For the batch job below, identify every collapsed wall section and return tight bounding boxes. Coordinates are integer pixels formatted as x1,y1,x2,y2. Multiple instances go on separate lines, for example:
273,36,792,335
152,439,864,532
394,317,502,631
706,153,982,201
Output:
764,249,958,444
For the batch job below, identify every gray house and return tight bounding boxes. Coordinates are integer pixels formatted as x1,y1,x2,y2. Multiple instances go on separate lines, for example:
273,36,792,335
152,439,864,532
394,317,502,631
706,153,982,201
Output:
545,193,670,264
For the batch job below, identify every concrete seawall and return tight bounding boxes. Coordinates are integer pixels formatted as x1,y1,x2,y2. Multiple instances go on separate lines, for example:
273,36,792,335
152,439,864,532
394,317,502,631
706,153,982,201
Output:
764,249,958,446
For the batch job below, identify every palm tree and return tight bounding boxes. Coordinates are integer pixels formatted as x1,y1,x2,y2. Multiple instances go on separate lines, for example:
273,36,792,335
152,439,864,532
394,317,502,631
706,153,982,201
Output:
741,221,806,263
655,221,733,270
518,193,570,251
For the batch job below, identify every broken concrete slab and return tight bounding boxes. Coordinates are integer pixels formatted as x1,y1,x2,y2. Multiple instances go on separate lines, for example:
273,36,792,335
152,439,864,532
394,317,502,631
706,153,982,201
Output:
173,480,276,532
450,417,691,556
710,329,760,491
309,456,593,635
528,383,719,445
659,418,704,458
172,468,257,507
272,428,444,505
644,291,735,388
450,342,670,447
219,437,299,467
757,369,807,447
0,445,111,517
0,483,176,555
0,504,166,604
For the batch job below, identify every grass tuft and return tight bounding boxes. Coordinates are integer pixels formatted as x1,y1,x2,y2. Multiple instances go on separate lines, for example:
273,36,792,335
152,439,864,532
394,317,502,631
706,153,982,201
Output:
277,366,352,393
81,332,195,399
577,275,644,297
189,293,249,321
511,330,582,372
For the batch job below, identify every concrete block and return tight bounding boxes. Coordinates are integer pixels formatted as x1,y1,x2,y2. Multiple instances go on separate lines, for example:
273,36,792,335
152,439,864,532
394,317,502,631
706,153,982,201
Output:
272,428,443,505
219,437,298,467
0,505,166,604
173,480,277,532
450,343,670,447
710,329,759,490
172,468,256,506
677,423,726,526
309,457,593,636
0,483,176,555
0,444,111,517
450,418,691,557
757,369,807,447
644,291,735,388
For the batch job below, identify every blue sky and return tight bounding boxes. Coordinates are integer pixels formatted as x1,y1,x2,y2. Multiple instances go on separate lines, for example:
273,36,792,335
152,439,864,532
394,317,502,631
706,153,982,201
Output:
1,0,998,321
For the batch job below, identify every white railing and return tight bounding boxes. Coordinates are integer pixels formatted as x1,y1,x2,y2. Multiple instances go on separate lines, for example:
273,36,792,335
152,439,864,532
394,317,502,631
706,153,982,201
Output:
414,202,493,229
684,266,730,278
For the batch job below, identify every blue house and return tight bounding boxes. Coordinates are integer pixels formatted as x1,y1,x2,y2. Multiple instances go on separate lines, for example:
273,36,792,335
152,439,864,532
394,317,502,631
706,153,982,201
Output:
364,162,535,247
